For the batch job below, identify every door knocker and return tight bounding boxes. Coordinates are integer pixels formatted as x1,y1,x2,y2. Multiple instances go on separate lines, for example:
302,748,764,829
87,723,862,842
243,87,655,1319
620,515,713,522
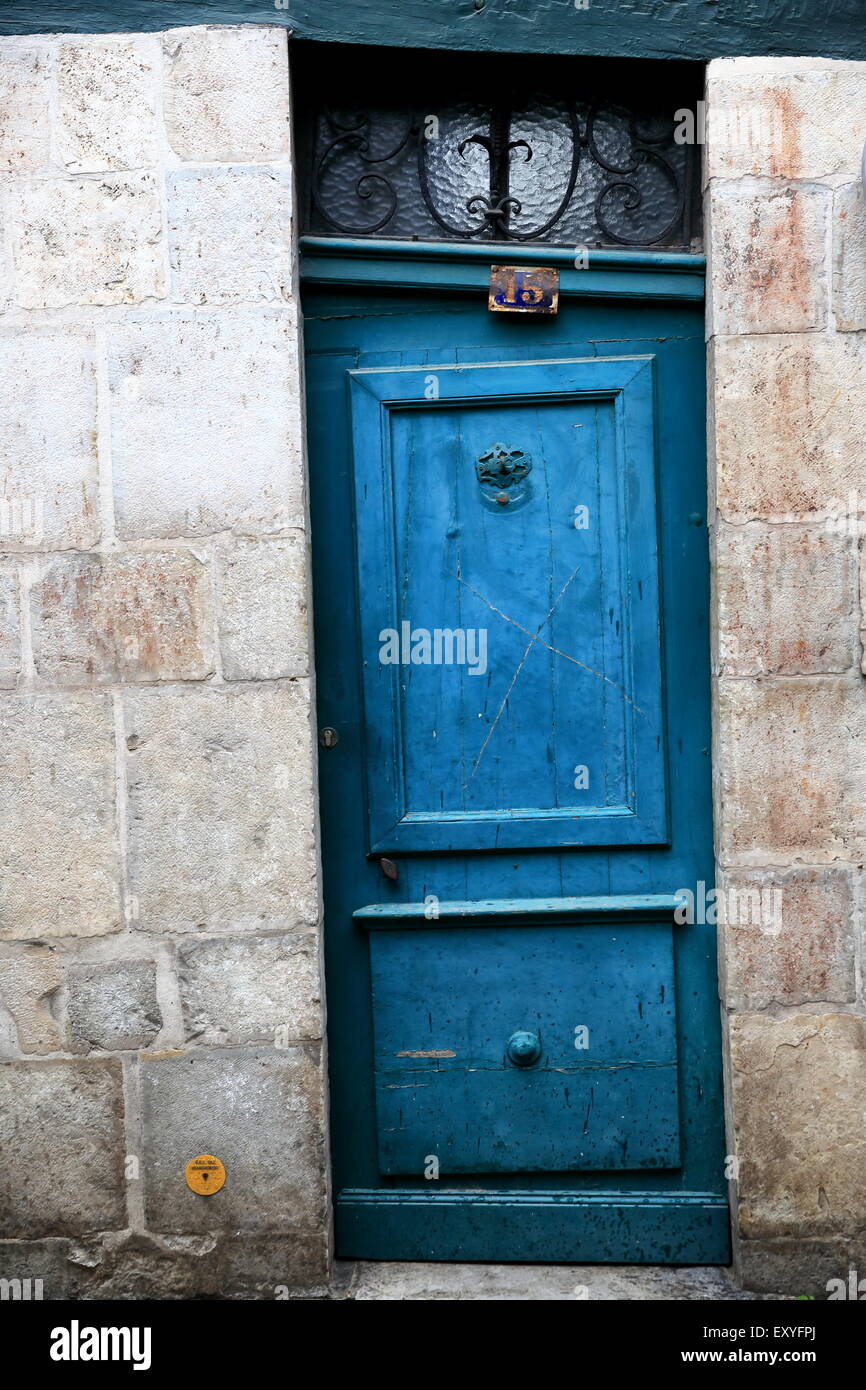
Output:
475,443,533,511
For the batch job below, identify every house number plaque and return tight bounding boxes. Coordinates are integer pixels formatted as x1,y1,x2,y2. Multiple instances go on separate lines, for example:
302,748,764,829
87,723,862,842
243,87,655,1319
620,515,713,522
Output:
488,265,559,315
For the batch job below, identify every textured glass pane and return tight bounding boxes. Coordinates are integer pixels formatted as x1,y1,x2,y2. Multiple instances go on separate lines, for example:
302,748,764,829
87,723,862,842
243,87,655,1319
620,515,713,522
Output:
296,51,701,249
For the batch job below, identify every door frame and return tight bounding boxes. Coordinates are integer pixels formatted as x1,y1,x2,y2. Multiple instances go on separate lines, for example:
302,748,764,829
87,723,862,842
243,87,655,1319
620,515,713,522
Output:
299,236,706,302
301,235,731,1263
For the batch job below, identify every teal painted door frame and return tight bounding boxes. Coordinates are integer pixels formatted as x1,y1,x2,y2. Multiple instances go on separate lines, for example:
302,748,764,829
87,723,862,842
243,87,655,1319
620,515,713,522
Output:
303,246,729,1264
2,0,863,61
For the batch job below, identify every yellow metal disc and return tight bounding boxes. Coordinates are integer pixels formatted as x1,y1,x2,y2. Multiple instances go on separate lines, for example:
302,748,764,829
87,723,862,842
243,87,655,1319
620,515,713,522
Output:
185,1154,226,1195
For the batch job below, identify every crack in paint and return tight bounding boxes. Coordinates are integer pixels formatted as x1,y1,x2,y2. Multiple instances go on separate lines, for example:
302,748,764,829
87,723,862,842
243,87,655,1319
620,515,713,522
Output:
458,564,645,787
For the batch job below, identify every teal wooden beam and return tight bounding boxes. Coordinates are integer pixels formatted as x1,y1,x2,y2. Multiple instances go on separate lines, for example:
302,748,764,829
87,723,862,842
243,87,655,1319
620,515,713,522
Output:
300,236,705,301
0,0,864,61
301,237,705,272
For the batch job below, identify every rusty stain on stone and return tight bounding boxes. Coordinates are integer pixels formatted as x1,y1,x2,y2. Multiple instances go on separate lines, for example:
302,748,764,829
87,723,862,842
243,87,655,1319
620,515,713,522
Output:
33,551,214,683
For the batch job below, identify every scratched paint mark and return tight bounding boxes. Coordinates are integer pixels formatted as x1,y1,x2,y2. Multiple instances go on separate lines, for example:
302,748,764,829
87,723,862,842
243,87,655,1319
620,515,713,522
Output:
395,1049,457,1058
461,564,583,785
457,569,645,786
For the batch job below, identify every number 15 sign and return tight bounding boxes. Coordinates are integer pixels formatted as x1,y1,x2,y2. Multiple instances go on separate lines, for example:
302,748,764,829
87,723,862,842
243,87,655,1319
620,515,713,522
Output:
488,265,559,314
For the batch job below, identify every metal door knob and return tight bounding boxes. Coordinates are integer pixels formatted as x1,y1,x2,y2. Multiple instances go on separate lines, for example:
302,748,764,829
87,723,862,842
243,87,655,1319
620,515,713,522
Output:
506,1030,542,1067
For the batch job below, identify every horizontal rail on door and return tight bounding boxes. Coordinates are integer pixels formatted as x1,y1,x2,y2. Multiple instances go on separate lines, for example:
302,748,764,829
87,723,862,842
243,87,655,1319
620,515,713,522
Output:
353,893,686,927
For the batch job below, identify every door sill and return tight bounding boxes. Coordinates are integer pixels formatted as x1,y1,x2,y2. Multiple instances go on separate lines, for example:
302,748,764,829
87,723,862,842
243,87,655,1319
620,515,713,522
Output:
336,1190,731,1264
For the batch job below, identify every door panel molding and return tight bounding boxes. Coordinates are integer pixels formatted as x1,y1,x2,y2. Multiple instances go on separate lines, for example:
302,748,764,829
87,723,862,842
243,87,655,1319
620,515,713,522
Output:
350,355,668,853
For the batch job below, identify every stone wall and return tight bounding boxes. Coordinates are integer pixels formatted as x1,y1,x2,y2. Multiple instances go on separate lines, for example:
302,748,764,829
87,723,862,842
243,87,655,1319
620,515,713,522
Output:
706,56,866,1294
0,26,329,1298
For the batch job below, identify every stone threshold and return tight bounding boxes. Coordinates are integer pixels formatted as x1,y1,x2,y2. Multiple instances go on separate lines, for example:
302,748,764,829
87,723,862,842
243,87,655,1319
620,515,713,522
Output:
327,1261,780,1301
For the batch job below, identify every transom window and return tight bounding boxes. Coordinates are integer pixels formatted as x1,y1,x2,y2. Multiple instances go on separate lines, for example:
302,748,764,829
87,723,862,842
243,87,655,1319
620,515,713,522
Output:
294,46,703,250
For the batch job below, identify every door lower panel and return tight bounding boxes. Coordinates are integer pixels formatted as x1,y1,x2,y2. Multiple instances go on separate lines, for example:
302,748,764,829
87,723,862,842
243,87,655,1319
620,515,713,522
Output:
369,909,681,1174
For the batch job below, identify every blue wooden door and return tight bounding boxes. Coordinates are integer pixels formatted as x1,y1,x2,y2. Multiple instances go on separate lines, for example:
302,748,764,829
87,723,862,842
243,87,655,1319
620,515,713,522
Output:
304,271,729,1263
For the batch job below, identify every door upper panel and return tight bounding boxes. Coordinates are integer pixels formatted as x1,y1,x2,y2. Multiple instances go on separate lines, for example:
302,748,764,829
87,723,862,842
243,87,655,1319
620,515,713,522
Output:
350,354,667,853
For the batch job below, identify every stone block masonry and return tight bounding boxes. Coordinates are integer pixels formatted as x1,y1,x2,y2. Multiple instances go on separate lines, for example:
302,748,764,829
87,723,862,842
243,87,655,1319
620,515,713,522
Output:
0,26,329,1298
706,56,866,1294
2,26,866,1303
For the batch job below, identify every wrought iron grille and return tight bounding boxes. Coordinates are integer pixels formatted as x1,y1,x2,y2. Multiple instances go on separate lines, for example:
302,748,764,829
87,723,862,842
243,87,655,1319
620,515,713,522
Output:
294,48,703,250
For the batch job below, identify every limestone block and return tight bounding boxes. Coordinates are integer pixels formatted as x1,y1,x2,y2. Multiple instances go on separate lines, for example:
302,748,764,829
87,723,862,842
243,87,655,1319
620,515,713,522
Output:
833,182,866,332
707,59,866,181
0,329,100,551
220,1233,329,1298
708,182,828,336
730,1013,866,1239
715,524,854,675
0,45,51,174
0,695,122,939
738,1236,857,1298
218,537,308,680
718,678,866,865
68,960,161,1053
32,551,214,685
124,684,317,932
0,1059,126,1237
0,1238,70,1300
168,166,293,305
712,331,866,522
0,945,63,1053
720,868,855,1011
178,934,321,1044
56,38,160,173
8,173,165,309
0,563,20,688
140,1047,326,1232
68,1231,221,1300
163,26,290,162
107,311,304,539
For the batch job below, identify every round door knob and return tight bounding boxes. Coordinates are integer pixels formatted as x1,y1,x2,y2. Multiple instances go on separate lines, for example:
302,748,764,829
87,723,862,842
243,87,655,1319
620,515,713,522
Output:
506,1030,542,1068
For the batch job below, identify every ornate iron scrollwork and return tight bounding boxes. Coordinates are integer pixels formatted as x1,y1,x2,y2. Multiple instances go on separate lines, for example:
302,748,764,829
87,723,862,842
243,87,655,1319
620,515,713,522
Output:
586,109,684,247
304,92,696,248
417,107,582,241
310,108,413,235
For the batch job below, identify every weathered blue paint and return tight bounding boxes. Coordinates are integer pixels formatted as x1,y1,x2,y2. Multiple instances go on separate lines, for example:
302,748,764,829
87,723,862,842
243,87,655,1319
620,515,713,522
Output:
354,893,685,922
1,0,863,62
304,264,728,1263
301,237,707,302
371,921,680,1173
335,1189,729,1264
303,237,707,273
350,352,667,852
